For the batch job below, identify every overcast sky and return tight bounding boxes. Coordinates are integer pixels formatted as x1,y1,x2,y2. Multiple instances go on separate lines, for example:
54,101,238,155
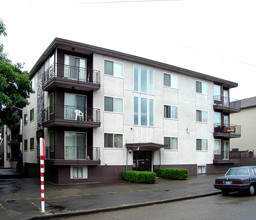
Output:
0,0,255,100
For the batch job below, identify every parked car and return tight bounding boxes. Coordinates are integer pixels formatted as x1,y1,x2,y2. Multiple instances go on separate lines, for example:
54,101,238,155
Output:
214,166,256,195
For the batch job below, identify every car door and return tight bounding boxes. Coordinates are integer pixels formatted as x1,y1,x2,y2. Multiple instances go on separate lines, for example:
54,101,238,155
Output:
252,167,256,182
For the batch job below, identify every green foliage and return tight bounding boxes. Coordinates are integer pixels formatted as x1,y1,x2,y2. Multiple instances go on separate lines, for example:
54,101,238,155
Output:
122,170,156,184
0,19,33,126
155,168,188,180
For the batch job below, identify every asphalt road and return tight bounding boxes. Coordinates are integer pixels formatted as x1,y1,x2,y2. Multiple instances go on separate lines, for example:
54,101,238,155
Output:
62,194,256,220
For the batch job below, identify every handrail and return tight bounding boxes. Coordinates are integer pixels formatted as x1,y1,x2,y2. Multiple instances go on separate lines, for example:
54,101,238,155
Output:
213,123,241,135
43,63,101,86
43,105,100,123
213,95,241,110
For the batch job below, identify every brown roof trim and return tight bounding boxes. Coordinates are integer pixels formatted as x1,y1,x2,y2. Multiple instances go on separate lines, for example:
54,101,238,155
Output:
29,38,238,88
126,142,165,151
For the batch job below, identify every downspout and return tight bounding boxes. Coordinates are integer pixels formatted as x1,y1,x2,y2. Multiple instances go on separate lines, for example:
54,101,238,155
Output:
159,149,162,168
126,148,128,171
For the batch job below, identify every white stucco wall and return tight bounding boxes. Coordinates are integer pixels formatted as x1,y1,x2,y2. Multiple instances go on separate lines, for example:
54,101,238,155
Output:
93,53,216,167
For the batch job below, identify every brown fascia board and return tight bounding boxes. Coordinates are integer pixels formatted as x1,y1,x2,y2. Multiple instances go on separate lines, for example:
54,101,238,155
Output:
29,38,238,88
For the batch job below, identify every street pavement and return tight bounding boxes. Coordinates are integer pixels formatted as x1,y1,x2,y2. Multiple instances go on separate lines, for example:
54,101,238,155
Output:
0,169,222,220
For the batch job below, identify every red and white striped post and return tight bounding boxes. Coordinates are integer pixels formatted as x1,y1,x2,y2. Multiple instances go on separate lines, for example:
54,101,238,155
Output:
40,137,46,213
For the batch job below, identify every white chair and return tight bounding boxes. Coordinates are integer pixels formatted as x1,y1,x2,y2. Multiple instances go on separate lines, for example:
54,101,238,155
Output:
74,110,84,121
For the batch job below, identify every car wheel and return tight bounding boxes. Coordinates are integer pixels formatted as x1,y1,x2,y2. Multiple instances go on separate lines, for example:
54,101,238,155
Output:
248,185,255,196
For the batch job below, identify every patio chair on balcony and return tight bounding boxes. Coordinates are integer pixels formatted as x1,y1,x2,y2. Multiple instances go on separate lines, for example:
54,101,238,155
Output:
74,110,84,121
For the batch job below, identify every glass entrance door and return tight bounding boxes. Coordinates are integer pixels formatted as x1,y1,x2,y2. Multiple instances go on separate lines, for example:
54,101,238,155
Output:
133,151,152,171
223,141,229,160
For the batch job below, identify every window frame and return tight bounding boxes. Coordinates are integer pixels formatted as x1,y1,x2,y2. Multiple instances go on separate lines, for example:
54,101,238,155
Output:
24,114,28,125
196,139,208,151
164,137,178,150
196,81,207,95
24,139,28,151
196,110,208,123
104,96,123,113
30,137,34,150
164,73,178,88
104,133,123,148
104,59,123,77
30,109,34,122
164,105,178,119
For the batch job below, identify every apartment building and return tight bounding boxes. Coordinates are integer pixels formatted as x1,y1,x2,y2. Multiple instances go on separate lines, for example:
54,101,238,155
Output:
230,97,256,153
22,38,240,184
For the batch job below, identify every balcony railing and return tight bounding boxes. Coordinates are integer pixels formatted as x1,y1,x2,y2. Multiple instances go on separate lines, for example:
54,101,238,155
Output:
43,63,101,87
213,123,241,137
213,95,241,112
45,146,100,161
43,105,100,124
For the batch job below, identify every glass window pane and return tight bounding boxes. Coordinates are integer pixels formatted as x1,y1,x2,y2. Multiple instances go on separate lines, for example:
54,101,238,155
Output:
134,97,138,125
171,75,178,88
202,111,208,122
164,137,170,149
149,69,154,94
104,97,113,111
171,138,178,150
196,139,201,150
141,67,147,93
65,132,75,159
104,60,113,75
214,112,221,125
202,139,208,150
114,134,123,148
141,98,147,126
104,133,113,148
202,82,207,94
114,98,123,113
164,105,170,118
214,85,221,101
164,74,170,86
149,99,154,126
171,106,178,119
214,140,221,155
134,66,139,91
196,110,201,122
196,81,202,93
77,133,86,159
114,62,123,77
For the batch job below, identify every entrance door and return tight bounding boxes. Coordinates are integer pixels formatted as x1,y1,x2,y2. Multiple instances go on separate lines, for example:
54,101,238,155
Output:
133,151,152,171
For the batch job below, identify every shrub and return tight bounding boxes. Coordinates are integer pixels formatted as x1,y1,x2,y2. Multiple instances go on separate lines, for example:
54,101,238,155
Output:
155,168,188,180
122,171,156,184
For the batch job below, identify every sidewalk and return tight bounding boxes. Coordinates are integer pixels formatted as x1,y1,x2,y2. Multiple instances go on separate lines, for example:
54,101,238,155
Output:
0,171,222,220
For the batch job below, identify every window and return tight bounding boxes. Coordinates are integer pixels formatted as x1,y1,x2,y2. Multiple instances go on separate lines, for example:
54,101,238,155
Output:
30,109,34,122
104,60,123,77
164,105,178,119
104,97,123,113
50,130,54,152
65,93,86,120
196,139,208,151
24,139,28,151
214,85,221,101
104,133,123,148
196,110,208,122
71,166,88,179
30,138,34,150
141,98,147,126
214,140,221,155
65,55,87,81
196,81,207,94
134,66,154,94
31,78,35,91
24,114,28,125
65,132,87,159
134,97,139,125
214,112,221,126
164,73,178,88
149,99,154,126
50,93,54,114
164,137,178,150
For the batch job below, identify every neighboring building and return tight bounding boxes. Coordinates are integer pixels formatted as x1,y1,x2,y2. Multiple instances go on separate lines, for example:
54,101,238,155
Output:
231,97,256,153
0,108,23,169
23,38,241,184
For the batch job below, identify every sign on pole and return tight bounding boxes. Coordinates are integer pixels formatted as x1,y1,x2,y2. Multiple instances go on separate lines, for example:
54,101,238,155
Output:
40,137,45,213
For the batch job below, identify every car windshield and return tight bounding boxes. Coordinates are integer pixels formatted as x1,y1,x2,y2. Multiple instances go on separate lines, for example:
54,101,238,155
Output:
226,167,249,176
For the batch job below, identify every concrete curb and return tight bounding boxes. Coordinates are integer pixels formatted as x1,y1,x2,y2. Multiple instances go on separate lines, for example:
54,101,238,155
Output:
27,191,221,220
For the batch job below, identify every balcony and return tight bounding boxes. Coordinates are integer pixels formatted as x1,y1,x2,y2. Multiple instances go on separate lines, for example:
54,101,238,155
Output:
42,63,101,92
213,123,241,138
45,146,100,166
42,105,101,128
213,154,240,164
213,96,241,113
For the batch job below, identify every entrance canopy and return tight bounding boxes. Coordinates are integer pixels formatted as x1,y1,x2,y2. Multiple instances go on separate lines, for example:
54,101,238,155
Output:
126,142,165,151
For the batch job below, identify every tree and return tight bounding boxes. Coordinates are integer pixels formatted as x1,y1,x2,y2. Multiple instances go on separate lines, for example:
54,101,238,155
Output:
0,19,33,126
